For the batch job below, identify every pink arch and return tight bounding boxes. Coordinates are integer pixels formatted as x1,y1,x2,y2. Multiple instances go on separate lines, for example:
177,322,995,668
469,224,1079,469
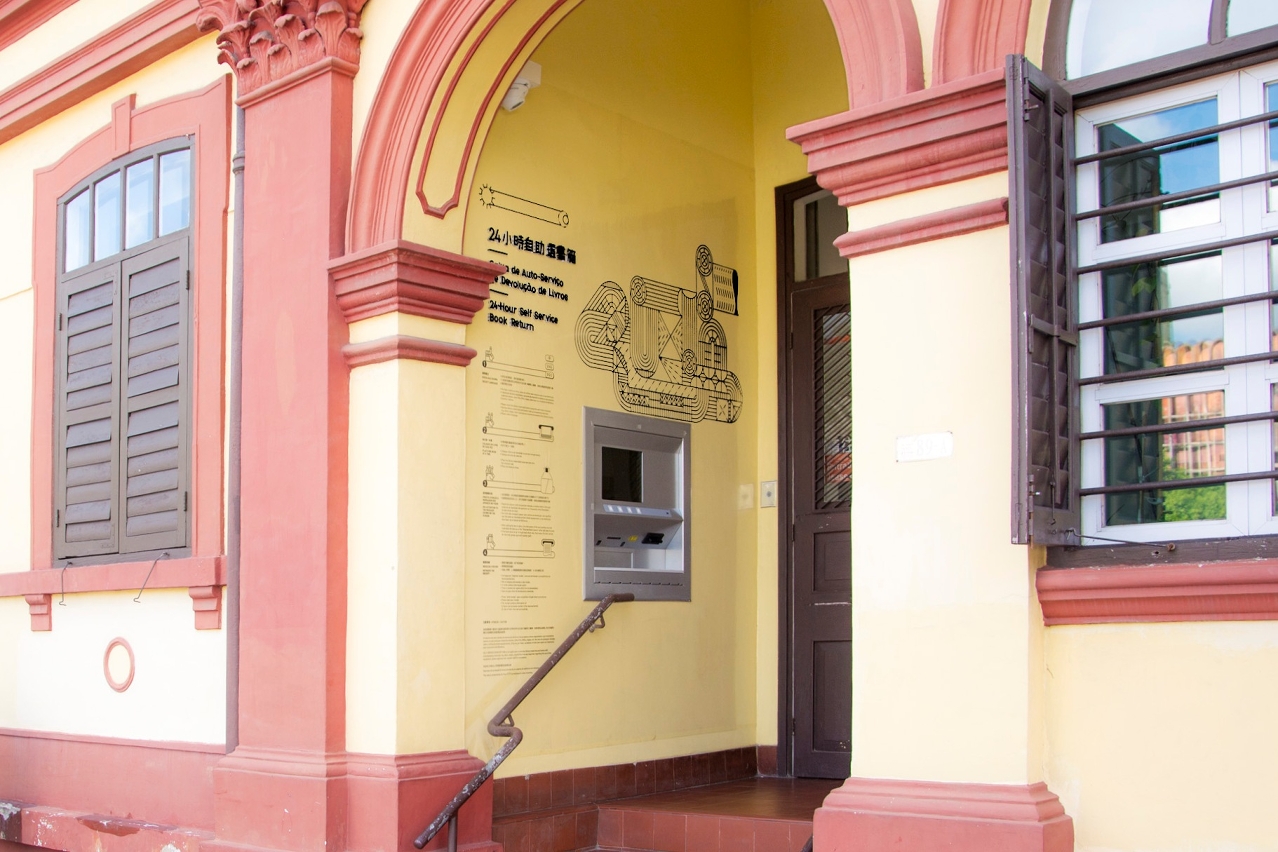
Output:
932,0,1033,84
346,0,926,252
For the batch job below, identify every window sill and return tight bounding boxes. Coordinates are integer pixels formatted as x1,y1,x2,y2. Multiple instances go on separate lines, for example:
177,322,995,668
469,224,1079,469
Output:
1037,559,1278,625
0,555,224,631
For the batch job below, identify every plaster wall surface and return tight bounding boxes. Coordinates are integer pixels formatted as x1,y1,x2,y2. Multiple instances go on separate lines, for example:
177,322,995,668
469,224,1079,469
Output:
0,0,154,92
747,0,849,747
364,0,847,776
0,38,228,743
842,218,1047,785
0,590,227,743
1046,621,1278,852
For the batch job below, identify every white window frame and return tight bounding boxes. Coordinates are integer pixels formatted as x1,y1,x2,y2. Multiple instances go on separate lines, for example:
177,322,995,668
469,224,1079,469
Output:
1076,59,1278,543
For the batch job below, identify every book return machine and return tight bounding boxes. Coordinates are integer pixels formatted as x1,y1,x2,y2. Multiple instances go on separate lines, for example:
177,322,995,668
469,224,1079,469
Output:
583,407,691,601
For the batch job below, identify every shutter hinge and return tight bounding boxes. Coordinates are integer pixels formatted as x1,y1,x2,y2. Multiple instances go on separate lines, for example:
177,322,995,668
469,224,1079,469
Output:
58,313,63,330
183,491,189,512
789,717,796,735
185,270,191,291
55,509,60,527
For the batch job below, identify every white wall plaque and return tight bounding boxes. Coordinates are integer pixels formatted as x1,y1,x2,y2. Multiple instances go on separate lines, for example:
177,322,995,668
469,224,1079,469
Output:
896,432,953,463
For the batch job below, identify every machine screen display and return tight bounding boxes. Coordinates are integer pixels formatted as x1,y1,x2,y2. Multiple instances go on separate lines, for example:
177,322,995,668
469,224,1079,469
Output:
601,447,643,502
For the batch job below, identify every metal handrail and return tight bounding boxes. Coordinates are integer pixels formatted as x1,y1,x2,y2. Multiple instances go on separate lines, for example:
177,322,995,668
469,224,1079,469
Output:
413,592,636,851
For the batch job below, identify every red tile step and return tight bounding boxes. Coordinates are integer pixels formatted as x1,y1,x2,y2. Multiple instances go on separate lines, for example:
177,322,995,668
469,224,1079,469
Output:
595,778,838,852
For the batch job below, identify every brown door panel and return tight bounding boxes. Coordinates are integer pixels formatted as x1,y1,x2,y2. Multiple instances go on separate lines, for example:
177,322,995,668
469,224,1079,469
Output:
788,281,851,779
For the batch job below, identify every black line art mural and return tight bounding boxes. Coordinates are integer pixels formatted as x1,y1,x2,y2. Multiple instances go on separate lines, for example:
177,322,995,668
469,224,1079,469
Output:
484,466,556,494
575,245,743,423
484,533,556,558
483,413,555,442
478,184,570,227
482,348,555,378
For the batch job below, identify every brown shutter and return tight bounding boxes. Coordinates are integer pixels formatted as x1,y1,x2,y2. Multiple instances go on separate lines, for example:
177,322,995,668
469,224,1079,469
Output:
54,264,122,558
1008,55,1080,545
118,238,190,553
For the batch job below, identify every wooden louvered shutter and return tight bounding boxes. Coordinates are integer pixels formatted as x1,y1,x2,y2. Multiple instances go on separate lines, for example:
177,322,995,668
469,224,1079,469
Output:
55,264,122,558
118,239,190,553
1008,55,1080,546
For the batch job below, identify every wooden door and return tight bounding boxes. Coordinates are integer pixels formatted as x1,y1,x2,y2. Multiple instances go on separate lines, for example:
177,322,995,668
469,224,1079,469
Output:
778,179,851,779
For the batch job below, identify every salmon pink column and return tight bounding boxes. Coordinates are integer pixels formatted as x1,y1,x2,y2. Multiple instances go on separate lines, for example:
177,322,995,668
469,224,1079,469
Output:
195,4,363,852
790,70,1074,852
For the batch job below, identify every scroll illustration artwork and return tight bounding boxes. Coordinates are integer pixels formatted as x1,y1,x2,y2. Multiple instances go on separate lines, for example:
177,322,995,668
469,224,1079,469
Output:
575,245,743,423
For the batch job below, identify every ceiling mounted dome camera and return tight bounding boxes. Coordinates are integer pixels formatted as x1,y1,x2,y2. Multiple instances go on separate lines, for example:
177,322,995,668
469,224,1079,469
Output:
502,60,542,112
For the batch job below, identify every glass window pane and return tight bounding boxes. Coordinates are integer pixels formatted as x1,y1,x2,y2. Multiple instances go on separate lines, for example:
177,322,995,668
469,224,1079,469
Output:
64,188,91,272
125,159,156,249
1228,0,1278,35
1271,240,1278,352
158,149,191,236
1272,384,1278,514
601,447,642,503
1102,253,1223,374
1098,99,1220,243
1067,0,1211,79
814,304,851,509
93,171,121,260
1267,83,1278,212
793,190,848,282
1102,392,1226,525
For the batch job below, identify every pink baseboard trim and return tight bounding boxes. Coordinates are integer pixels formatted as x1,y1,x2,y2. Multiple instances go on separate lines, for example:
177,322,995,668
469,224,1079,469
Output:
0,0,201,145
329,239,504,326
346,751,499,852
342,335,478,368
1037,560,1278,624
814,778,1072,852
836,197,1008,258
0,804,211,852
788,69,1007,207
0,729,221,832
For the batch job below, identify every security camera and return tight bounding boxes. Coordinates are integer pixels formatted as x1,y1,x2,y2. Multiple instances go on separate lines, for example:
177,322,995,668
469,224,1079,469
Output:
502,60,542,112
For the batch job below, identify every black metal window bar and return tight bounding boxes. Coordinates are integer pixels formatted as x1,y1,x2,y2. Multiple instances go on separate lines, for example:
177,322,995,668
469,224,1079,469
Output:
1072,104,1278,502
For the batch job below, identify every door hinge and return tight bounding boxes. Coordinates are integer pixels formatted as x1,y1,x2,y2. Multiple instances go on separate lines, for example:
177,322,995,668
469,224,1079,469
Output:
789,717,796,735
788,331,794,350
1022,76,1039,121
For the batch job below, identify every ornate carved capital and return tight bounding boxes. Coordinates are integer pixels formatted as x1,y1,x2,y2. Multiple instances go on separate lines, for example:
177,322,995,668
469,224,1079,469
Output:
196,0,368,97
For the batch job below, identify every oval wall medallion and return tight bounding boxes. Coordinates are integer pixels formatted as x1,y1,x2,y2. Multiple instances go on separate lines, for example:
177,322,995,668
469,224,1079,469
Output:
103,638,135,692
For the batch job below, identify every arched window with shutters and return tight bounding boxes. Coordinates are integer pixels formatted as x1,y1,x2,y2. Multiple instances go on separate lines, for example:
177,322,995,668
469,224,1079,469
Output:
53,139,193,560
1013,1,1278,556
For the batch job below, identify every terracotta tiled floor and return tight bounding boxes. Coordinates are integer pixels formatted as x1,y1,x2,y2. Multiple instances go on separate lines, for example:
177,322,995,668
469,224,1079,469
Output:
609,778,839,821
596,778,839,852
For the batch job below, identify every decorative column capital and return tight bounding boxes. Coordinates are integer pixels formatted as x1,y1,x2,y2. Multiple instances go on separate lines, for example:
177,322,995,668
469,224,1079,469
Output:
196,0,369,98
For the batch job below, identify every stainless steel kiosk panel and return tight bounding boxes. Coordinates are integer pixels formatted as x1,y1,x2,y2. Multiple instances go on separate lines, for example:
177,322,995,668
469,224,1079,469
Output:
583,407,691,601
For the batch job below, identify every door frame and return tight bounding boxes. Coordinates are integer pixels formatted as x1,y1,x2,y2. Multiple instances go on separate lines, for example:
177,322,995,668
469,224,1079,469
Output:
775,175,819,776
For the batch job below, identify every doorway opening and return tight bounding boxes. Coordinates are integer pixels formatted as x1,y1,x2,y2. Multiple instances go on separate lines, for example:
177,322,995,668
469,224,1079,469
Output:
776,176,852,779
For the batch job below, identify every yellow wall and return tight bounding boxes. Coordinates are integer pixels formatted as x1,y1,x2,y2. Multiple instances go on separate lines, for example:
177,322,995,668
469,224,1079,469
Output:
841,217,1049,784
458,0,756,776
0,36,228,743
1046,621,1278,852
0,0,154,92
391,0,845,775
746,0,849,745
